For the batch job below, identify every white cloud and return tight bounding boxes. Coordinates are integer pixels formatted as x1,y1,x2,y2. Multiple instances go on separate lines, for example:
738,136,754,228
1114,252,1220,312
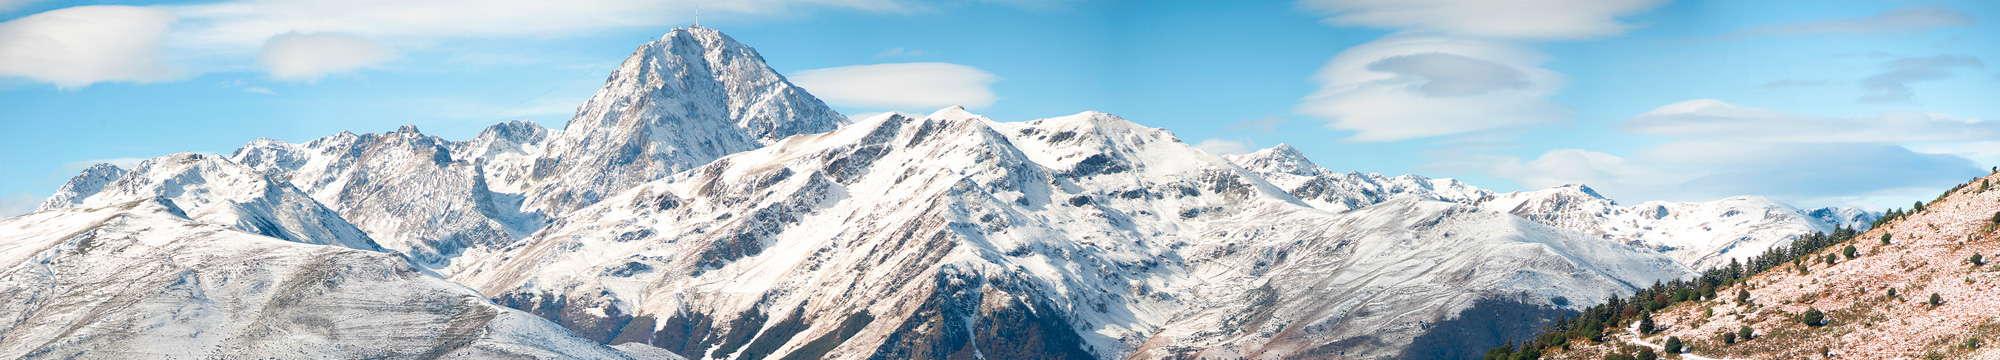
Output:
0,0,45,14
0,192,38,218
0,5,180,89
789,62,1000,110
1298,0,1665,40
62,157,150,171
1469,100,1989,208
1,0,916,86
1625,99,2000,143
874,47,928,58
243,86,278,95
1725,6,1977,38
1194,139,1255,156
258,32,397,82
1298,34,1570,142
1857,55,1985,103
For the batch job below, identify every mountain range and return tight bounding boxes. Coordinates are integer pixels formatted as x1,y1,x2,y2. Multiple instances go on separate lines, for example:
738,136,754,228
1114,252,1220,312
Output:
3,27,1880,359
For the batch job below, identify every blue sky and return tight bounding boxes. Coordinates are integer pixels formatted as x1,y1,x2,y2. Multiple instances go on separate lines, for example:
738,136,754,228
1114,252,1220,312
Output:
2,0,1997,216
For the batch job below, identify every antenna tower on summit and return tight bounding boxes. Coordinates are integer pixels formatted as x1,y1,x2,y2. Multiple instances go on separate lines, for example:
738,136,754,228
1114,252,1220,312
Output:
695,7,701,27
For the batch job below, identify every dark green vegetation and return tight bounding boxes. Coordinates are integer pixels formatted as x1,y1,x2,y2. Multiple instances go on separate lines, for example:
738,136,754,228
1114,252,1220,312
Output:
1490,226,1862,356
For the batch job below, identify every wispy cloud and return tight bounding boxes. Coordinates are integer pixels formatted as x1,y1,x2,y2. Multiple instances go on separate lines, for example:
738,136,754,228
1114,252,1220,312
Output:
1468,99,1988,208
0,192,38,218
0,0,920,88
1298,34,1572,142
1294,0,1663,142
258,32,397,82
0,6,182,89
243,86,278,95
1722,6,1976,39
1299,0,1665,40
874,47,928,58
1857,55,1985,103
1759,79,1826,89
790,62,1000,111
1194,138,1255,156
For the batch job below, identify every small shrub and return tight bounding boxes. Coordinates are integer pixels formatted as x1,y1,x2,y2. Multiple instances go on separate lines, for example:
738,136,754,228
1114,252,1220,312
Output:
1973,253,1985,266
1636,348,1658,360
1824,253,1837,265
1931,293,1944,307
1737,288,1751,303
1802,308,1824,326
1737,325,1754,341
1722,331,1737,344
1664,336,1683,353
1844,245,1858,259
1888,287,1898,298
1882,233,1892,244
1964,337,1983,350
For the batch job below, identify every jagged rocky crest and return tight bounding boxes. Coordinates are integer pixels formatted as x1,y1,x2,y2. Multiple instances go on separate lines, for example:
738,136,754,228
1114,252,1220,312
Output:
12,27,1881,360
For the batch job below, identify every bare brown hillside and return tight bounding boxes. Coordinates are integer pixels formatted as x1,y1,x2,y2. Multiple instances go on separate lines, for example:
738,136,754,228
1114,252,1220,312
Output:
1549,171,2000,359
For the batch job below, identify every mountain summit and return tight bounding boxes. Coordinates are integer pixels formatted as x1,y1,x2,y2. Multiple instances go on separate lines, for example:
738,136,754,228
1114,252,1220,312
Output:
523,26,847,215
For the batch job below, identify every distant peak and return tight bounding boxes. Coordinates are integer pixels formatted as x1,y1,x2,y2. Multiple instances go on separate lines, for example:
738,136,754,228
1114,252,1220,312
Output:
1230,143,1325,177
1549,184,1608,200
927,106,987,122
395,124,421,134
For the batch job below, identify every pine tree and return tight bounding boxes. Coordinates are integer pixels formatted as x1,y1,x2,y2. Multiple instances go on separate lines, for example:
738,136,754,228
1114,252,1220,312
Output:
1824,253,1837,265
1639,314,1657,334
1889,287,1898,298
1636,347,1658,360
1932,293,1944,307
1844,244,1858,259
1737,288,1751,303
1664,336,1683,353
1973,253,1985,266
1722,330,1737,344
1882,233,1893,245
1737,325,1754,341
1803,307,1824,326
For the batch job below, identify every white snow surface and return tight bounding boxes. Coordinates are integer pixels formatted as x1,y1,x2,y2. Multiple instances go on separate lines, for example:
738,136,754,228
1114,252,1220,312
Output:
36,152,381,251
448,109,1693,359
14,26,1886,360
1227,146,1878,272
1479,184,1877,270
0,201,649,359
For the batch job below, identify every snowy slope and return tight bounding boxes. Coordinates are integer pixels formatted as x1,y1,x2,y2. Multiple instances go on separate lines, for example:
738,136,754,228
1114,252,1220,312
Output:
1480,184,1877,270
33,163,125,212
449,108,1690,360
1227,145,1878,272
221,27,845,272
1225,144,1490,212
0,200,654,359
521,26,846,216
37,152,381,251
231,125,542,271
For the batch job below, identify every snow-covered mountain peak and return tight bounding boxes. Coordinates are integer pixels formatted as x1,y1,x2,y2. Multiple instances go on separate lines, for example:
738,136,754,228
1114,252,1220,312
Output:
925,105,988,122
35,162,127,213
1226,143,1324,177
40,152,383,251
521,26,847,215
